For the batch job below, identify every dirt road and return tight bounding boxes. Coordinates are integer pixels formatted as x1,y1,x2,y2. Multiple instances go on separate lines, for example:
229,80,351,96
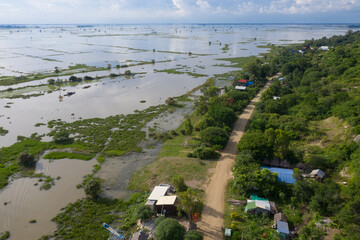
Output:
197,76,276,239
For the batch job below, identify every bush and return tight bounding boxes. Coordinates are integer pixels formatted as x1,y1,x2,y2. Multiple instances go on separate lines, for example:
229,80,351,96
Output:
18,152,35,168
208,104,237,128
165,97,176,106
200,127,229,149
53,130,72,144
0,231,10,240
155,218,186,240
171,175,188,192
154,216,166,226
84,178,101,199
135,205,155,221
184,119,193,135
190,146,220,160
185,230,203,240
198,115,216,131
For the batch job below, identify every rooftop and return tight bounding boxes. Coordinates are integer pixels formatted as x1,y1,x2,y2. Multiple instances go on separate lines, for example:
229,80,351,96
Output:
156,196,177,205
148,186,169,201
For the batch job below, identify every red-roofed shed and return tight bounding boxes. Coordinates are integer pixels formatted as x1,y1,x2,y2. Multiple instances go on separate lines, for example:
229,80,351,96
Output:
238,79,247,84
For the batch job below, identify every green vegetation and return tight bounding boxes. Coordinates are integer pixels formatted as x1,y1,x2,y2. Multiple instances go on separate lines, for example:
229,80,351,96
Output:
43,152,94,160
47,104,172,155
154,68,208,78
0,231,10,240
0,64,107,86
155,218,186,240
0,127,8,136
215,56,258,68
0,138,51,189
228,30,360,239
84,178,102,199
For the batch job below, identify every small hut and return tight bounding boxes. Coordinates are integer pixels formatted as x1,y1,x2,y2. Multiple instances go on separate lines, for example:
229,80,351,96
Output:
310,169,325,180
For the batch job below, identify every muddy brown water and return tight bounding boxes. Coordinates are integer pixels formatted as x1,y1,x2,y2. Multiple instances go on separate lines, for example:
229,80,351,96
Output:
0,157,96,240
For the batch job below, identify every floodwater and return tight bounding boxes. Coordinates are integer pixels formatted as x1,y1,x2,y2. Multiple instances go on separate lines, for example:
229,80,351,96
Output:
0,155,96,240
0,24,356,239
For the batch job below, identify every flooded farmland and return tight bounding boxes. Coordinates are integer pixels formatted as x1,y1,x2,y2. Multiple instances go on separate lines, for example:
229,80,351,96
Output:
0,24,354,239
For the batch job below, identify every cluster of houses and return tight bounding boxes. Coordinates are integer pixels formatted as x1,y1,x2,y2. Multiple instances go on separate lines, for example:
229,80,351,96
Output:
240,168,326,239
235,79,254,91
243,194,292,239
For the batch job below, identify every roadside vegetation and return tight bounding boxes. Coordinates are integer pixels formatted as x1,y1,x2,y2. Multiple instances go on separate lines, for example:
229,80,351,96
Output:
226,30,360,239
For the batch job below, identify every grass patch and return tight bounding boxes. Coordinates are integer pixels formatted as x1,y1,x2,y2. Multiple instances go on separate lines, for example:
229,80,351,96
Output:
0,127,8,136
215,56,258,68
43,152,94,160
154,68,208,78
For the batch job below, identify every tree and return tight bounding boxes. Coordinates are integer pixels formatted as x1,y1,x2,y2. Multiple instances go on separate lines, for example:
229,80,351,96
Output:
178,188,203,220
185,230,203,240
274,129,290,159
53,130,71,144
204,86,221,98
84,178,101,199
200,127,229,149
198,115,216,131
155,218,186,240
171,175,188,192
165,97,175,106
208,104,237,128
237,130,270,161
18,152,35,168
184,118,193,135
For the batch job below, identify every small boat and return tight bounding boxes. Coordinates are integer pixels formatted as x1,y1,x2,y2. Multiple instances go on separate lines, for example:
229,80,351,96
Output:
82,85,91,89
64,92,75,96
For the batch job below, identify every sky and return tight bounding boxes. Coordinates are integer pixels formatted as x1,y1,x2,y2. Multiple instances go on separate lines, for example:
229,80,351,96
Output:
0,0,359,24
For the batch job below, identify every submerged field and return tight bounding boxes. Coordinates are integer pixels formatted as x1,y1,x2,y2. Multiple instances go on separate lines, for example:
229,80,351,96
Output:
0,24,355,240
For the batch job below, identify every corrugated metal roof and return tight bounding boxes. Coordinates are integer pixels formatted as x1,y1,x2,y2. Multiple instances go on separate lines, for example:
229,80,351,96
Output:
235,86,246,90
261,167,295,184
245,200,271,211
156,196,177,205
148,186,169,201
310,169,325,179
245,201,256,212
277,221,289,234
250,193,268,201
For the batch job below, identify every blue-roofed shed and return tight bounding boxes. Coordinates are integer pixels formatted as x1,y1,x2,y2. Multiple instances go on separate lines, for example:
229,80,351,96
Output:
261,167,295,184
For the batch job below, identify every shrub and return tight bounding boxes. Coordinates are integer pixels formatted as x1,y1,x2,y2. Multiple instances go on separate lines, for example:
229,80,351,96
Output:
53,130,71,144
185,230,203,240
198,115,216,131
171,175,188,192
190,146,220,160
154,216,166,226
208,104,237,128
84,178,101,199
165,97,176,106
200,127,229,149
135,205,155,221
18,152,35,168
184,119,193,135
155,218,186,240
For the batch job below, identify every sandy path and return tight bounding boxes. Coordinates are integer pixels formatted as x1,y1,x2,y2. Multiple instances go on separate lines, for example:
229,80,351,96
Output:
197,76,277,239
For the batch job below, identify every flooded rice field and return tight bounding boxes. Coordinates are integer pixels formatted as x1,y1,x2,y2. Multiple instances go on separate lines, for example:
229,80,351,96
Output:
0,156,96,240
0,24,354,239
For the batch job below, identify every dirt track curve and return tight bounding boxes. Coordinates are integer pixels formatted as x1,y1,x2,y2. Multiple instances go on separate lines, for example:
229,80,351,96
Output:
197,75,278,240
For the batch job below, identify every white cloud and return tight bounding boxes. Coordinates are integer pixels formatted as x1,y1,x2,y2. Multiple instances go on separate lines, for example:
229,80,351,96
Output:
256,0,360,14
196,0,211,9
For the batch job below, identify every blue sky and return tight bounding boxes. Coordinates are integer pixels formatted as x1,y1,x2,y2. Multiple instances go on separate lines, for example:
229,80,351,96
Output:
0,0,359,24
